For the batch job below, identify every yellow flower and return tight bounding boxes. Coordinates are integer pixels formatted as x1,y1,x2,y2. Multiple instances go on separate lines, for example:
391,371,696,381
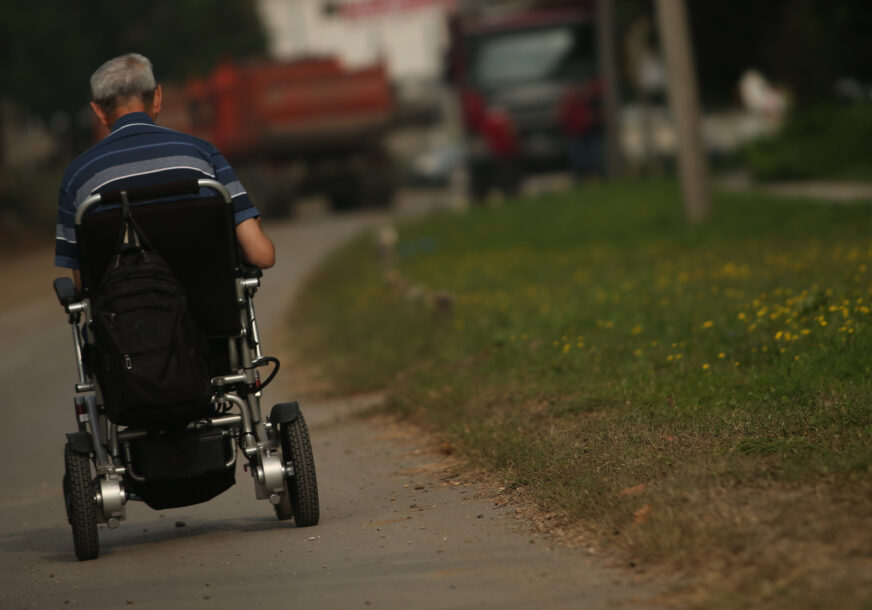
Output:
702,320,714,329
562,344,571,354
718,352,726,359
702,363,710,370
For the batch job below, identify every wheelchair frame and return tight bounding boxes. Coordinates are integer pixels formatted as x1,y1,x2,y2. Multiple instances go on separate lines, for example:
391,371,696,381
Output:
55,178,318,561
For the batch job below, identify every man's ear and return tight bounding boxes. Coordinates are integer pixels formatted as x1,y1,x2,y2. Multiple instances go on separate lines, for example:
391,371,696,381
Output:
90,101,110,128
151,85,163,117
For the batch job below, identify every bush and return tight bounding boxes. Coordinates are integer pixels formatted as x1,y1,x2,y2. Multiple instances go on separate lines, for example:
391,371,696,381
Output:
742,103,872,181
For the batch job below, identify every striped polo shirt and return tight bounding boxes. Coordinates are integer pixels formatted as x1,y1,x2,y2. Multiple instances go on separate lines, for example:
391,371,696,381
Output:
55,112,260,269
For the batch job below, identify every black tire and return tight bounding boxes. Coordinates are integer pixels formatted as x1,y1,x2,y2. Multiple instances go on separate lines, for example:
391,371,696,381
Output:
278,415,319,527
64,443,99,561
468,162,491,202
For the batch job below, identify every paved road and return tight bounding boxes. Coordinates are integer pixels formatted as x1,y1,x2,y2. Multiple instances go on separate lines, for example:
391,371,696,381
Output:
0,199,658,609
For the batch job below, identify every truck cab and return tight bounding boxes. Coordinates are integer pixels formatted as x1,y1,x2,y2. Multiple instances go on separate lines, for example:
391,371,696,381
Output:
447,1,601,199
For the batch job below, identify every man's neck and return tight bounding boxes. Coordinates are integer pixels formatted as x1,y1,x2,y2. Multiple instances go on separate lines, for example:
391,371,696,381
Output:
109,105,153,128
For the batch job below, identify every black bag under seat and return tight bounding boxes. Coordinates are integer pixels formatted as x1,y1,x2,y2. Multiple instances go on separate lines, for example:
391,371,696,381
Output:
90,195,213,428
124,429,236,509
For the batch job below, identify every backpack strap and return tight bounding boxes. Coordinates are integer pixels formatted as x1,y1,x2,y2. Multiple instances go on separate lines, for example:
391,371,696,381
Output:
113,191,155,266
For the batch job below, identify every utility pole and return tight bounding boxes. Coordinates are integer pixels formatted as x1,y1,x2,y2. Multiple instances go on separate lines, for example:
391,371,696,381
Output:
655,0,711,222
596,0,622,177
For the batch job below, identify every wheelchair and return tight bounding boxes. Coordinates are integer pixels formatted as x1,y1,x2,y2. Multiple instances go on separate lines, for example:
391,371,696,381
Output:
53,178,319,561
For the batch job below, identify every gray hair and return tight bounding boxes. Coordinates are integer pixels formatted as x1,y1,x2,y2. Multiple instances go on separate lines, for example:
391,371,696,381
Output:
90,53,156,111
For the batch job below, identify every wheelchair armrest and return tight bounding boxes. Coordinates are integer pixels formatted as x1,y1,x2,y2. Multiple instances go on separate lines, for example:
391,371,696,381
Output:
237,263,263,280
53,277,79,309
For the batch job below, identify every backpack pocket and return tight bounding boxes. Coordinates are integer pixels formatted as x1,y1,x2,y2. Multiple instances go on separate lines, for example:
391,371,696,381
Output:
95,289,212,427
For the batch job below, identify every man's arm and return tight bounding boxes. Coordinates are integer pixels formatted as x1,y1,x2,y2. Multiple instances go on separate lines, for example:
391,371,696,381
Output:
236,217,275,269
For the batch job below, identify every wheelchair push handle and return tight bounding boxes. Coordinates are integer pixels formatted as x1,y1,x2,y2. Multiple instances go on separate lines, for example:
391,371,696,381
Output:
99,179,201,205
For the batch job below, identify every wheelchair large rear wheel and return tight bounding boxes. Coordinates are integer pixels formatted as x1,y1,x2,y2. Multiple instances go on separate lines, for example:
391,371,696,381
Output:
276,414,319,527
64,443,99,560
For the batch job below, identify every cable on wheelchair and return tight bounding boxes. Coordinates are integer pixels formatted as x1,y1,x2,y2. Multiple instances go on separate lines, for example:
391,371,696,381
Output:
212,400,234,415
252,356,280,391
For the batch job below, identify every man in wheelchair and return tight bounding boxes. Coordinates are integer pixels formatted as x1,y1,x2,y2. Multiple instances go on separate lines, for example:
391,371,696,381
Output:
53,53,319,561
56,53,275,285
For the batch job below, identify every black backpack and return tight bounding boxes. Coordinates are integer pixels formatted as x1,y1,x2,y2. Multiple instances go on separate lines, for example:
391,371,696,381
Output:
90,193,213,428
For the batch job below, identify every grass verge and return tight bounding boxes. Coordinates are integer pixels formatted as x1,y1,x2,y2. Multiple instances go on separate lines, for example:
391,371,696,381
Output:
292,180,872,608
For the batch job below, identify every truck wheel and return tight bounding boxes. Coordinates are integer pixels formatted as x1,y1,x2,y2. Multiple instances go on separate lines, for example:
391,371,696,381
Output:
468,163,491,202
496,159,522,198
327,172,358,211
64,443,99,561
278,415,320,527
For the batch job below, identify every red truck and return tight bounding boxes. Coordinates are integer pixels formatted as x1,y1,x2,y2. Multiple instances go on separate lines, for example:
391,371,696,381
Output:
446,1,603,199
101,56,397,214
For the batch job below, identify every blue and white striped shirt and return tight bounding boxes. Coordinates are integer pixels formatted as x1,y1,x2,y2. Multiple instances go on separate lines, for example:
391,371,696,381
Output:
55,112,260,269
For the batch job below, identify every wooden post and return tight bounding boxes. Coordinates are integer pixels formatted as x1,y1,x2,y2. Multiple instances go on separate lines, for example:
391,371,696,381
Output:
655,0,711,222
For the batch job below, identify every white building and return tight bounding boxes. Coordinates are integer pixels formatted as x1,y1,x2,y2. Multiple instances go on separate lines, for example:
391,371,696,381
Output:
256,0,456,83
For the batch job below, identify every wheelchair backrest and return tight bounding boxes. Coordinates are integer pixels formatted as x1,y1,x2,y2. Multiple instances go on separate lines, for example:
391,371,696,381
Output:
75,182,241,338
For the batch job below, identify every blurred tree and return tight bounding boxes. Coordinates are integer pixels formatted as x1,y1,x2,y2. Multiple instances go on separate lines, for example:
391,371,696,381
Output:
0,0,266,121
688,0,872,105
609,0,872,106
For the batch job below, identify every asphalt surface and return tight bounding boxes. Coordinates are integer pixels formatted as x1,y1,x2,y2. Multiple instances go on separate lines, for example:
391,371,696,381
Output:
0,198,659,609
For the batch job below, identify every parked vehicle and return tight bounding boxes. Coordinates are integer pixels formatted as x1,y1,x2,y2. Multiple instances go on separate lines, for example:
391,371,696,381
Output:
446,1,602,199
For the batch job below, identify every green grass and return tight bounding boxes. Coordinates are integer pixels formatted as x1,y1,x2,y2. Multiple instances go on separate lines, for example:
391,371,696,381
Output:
292,180,872,608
